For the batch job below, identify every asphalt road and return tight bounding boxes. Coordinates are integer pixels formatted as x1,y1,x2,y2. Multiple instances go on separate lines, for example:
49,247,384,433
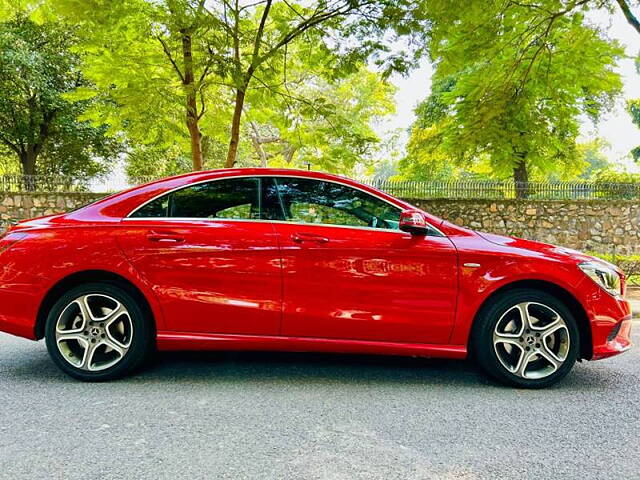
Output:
0,328,639,480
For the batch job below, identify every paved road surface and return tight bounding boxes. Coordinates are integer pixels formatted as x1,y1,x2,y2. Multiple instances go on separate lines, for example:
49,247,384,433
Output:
0,328,639,480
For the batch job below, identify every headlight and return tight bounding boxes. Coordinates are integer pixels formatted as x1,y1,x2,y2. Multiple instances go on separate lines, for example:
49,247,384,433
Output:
578,261,622,297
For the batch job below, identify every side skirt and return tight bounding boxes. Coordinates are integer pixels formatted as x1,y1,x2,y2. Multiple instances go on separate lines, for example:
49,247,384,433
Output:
156,332,468,359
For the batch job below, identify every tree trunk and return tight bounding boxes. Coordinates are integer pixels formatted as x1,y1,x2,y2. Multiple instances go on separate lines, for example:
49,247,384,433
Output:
248,121,270,167
181,30,204,171
225,87,246,168
513,156,529,199
19,149,38,191
186,115,203,171
283,144,297,165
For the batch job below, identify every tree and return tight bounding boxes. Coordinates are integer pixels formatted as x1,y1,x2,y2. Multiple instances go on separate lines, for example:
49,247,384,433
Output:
206,0,426,167
48,0,230,171
243,64,396,173
627,56,640,160
48,0,429,171
575,139,615,180
0,14,121,178
402,1,623,195
124,62,396,177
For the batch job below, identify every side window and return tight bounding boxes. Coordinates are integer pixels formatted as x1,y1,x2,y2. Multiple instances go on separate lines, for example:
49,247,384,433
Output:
132,194,170,218
273,177,401,230
130,177,261,220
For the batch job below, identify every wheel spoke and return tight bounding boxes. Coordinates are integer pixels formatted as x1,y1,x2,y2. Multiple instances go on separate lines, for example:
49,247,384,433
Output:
81,341,100,370
503,343,525,373
493,331,521,344
537,344,561,372
515,350,536,378
542,334,569,362
105,328,130,351
56,301,86,334
494,304,525,338
516,303,532,330
77,295,97,322
103,303,128,328
56,331,86,344
540,321,566,339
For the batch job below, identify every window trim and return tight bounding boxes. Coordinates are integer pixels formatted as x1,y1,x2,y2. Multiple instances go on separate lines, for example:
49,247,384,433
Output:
123,174,445,237
272,176,400,231
129,176,263,221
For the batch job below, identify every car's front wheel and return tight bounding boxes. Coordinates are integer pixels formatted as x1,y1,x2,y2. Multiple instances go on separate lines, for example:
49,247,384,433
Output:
45,282,153,381
472,288,580,388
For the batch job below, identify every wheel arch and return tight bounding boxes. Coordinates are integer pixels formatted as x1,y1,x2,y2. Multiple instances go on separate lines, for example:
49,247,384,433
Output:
35,270,156,340
469,279,592,360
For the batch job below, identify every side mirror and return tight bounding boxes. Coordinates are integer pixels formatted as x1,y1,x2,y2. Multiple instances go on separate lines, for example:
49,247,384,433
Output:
399,210,430,235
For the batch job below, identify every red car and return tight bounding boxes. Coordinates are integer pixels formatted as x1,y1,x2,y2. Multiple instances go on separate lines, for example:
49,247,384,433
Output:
0,169,632,387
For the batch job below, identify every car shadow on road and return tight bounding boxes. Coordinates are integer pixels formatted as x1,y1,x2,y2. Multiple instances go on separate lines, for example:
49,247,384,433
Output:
4,344,625,391
144,350,488,386
122,349,619,391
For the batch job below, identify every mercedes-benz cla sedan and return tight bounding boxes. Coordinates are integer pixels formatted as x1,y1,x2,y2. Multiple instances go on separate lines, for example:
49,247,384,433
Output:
0,169,632,387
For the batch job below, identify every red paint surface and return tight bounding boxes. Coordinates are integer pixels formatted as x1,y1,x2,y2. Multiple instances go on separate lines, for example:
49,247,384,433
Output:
0,168,632,362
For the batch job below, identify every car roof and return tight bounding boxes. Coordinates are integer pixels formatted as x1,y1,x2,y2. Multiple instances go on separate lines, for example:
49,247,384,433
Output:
65,168,443,226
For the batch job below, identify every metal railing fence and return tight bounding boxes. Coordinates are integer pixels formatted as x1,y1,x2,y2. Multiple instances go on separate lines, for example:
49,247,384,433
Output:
0,175,92,192
1,175,640,200
362,180,640,200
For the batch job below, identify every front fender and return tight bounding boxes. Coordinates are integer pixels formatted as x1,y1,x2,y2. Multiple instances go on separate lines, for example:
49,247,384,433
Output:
448,235,587,346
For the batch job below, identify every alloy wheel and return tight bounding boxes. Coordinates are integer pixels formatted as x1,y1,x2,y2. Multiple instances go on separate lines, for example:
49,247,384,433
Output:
55,294,134,372
492,302,570,380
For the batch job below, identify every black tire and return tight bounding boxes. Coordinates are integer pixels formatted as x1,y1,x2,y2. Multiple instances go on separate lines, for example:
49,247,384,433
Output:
45,282,154,381
471,288,580,388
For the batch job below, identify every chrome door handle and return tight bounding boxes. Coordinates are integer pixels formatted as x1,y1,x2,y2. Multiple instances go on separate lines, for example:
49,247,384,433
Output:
146,231,185,244
291,233,329,244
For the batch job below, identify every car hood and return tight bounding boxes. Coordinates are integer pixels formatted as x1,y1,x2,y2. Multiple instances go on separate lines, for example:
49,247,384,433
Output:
474,230,619,270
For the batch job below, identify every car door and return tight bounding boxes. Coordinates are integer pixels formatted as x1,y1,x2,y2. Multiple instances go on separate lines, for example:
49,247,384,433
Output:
117,176,283,335
269,176,458,345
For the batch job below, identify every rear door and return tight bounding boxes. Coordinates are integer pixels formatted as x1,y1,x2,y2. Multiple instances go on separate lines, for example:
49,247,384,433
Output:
117,176,283,335
270,177,459,345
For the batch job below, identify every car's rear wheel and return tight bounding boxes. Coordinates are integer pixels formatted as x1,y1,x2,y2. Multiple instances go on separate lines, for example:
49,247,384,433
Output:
45,282,153,381
472,288,580,388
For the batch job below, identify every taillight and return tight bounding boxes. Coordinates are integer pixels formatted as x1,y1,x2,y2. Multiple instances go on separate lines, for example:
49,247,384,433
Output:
0,231,27,254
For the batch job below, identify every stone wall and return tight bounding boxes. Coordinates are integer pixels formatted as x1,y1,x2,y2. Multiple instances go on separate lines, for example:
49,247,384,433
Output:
408,198,640,255
0,192,638,255
0,192,104,228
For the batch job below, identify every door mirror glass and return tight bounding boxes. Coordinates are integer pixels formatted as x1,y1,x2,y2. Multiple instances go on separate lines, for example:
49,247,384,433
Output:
399,210,430,235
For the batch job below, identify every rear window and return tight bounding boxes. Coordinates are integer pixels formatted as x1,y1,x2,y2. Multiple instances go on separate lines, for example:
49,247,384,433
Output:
130,178,261,220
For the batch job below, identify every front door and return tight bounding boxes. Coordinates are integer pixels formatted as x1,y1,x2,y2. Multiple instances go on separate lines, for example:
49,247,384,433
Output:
270,177,458,345
117,177,282,335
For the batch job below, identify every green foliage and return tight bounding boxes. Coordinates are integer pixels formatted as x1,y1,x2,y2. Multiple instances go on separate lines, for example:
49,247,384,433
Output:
627,98,640,160
590,169,640,183
401,1,624,184
125,143,191,180
125,135,230,180
587,251,640,285
43,0,222,169
573,139,615,180
244,64,396,173
0,14,121,176
38,0,428,173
